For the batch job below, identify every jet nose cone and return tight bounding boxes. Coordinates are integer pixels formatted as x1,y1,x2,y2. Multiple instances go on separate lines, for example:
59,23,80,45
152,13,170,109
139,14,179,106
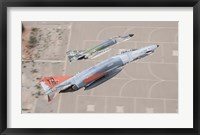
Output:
157,45,159,47
129,34,134,37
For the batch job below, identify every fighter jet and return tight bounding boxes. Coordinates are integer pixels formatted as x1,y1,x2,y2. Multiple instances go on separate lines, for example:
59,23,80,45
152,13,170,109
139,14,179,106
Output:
66,34,134,63
40,45,159,102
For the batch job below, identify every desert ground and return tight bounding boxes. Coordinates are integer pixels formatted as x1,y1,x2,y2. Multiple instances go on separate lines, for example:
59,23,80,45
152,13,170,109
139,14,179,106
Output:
22,21,178,113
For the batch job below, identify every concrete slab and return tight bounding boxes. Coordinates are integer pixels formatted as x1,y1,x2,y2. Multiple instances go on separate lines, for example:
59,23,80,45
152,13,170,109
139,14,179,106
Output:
136,99,164,113
106,97,134,113
150,81,178,99
121,80,157,98
76,96,105,113
165,100,178,113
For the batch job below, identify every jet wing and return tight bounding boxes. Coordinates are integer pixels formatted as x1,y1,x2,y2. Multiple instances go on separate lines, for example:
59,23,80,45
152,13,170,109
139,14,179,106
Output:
85,67,123,90
83,66,122,85
83,72,107,84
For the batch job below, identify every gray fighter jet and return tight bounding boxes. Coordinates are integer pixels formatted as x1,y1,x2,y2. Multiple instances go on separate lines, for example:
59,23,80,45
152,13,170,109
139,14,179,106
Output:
40,45,159,102
66,34,134,63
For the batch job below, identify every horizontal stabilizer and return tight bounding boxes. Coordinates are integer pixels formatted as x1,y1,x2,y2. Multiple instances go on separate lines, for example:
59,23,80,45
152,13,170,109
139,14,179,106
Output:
66,50,85,62
48,93,54,102
47,91,58,102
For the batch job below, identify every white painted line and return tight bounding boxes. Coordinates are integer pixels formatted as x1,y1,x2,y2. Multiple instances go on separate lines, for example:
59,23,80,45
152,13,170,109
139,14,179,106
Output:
75,95,81,113
96,26,178,40
78,95,178,101
116,106,124,113
22,60,65,63
148,80,163,98
56,94,62,113
31,98,38,113
146,107,154,113
119,79,134,96
87,105,95,112
163,99,166,113
104,97,107,113
147,63,163,81
57,23,73,113
172,50,178,56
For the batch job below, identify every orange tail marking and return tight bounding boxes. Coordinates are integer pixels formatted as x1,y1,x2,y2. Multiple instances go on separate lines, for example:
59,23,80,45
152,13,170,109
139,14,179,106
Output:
40,76,73,88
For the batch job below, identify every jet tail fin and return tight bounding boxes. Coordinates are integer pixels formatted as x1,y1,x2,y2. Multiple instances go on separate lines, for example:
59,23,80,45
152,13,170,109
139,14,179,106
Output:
40,81,51,94
40,76,73,88
39,81,56,102
39,75,73,102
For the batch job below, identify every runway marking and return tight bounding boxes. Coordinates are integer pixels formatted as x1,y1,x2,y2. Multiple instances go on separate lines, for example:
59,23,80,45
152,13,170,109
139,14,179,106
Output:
22,60,65,63
57,23,73,113
134,98,136,113
121,69,134,80
147,28,160,42
86,105,95,112
145,108,154,113
175,32,178,42
96,26,178,40
161,44,165,63
163,99,167,113
148,80,163,98
148,28,178,42
113,77,177,82
22,59,178,65
83,40,178,44
116,106,124,113
83,59,178,65
77,95,178,101
56,94,62,113
96,26,127,40
147,63,163,81
104,97,107,113
31,98,38,113
119,79,135,96
172,50,178,56
123,26,133,36
74,95,79,112
139,62,177,64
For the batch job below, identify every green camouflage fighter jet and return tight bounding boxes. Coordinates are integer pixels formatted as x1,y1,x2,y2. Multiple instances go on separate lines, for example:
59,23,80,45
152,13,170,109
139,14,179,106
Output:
66,34,134,63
